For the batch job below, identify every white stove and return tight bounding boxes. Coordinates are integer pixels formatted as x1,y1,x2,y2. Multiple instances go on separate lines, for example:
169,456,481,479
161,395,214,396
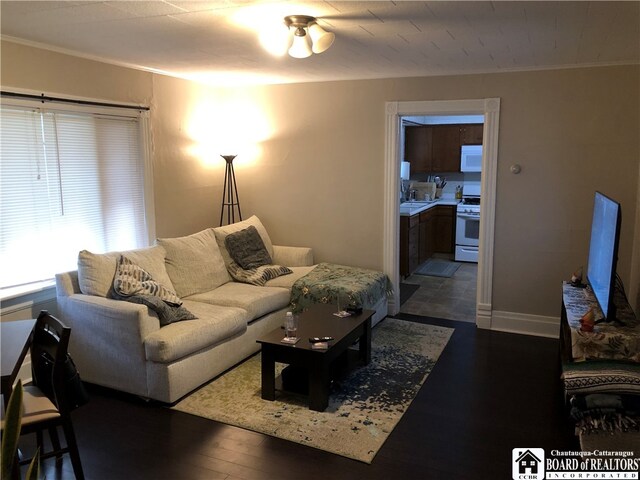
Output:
455,185,481,262
458,197,480,211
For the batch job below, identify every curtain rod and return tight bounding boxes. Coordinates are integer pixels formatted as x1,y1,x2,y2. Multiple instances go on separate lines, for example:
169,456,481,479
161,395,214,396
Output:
1,91,150,111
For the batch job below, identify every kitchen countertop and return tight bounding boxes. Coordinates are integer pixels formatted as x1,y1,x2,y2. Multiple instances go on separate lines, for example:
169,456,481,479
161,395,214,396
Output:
400,198,459,217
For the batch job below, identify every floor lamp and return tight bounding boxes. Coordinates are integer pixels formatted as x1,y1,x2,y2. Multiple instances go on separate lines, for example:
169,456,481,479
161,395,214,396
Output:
219,155,242,226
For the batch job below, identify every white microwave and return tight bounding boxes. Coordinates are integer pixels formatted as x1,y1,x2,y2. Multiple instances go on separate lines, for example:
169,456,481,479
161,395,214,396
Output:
460,145,482,172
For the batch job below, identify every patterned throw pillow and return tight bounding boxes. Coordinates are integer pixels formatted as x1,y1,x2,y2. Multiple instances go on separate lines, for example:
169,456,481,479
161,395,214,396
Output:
224,225,272,270
227,261,292,286
113,255,183,306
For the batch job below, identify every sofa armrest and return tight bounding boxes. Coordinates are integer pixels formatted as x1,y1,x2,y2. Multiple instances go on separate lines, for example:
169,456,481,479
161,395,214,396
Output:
56,270,81,297
58,294,161,340
56,292,161,398
272,245,314,267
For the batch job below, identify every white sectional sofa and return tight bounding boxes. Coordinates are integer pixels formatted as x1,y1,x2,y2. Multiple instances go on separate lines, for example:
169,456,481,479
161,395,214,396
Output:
55,216,316,403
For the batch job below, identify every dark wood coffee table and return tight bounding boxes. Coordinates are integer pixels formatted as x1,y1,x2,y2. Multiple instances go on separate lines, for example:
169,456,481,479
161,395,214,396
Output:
257,304,373,412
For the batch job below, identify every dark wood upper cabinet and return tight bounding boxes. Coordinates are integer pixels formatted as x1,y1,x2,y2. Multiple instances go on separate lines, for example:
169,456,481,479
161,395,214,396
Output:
431,125,462,173
405,123,483,174
460,124,484,145
404,126,433,174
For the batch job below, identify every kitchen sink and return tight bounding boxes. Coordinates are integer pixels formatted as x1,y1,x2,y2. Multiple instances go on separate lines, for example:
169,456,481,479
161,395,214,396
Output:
400,200,439,215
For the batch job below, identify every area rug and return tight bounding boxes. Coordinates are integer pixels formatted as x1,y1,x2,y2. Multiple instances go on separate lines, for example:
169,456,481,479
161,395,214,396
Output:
415,258,461,278
172,318,453,464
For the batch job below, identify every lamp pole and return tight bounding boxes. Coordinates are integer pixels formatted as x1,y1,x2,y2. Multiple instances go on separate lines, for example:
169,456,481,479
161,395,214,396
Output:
219,155,242,226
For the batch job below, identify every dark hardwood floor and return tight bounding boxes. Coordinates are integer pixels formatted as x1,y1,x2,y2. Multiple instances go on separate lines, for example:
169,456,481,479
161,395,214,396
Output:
24,314,577,480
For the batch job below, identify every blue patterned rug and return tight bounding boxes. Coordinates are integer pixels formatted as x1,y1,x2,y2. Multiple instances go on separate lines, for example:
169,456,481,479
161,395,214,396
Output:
415,258,461,278
172,318,453,463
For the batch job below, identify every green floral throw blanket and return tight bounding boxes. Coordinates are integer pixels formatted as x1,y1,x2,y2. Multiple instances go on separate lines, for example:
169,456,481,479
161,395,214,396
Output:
290,262,391,313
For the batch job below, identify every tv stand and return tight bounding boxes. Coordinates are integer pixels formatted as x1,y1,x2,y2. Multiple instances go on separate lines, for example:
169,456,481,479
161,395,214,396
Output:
560,282,637,363
560,282,639,451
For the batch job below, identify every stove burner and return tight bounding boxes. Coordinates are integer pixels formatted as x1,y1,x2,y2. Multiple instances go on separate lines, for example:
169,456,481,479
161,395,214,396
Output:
461,197,480,205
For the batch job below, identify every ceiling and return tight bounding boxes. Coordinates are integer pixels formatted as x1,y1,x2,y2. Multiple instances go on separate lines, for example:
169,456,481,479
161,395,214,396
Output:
2,1,639,86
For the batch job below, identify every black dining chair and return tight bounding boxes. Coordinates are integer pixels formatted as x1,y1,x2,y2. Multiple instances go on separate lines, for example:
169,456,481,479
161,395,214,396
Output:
17,311,85,479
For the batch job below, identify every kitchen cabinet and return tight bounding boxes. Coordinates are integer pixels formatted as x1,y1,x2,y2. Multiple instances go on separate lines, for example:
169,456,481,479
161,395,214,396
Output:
400,214,420,277
460,124,484,145
404,126,433,174
404,123,483,174
431,125,462,172
400,205,457,277
433,205,456,254
419,208,435,263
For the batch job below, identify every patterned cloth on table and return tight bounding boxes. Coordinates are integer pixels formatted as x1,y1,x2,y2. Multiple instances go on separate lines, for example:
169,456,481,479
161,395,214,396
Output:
290,262,391,313
563,282,640,363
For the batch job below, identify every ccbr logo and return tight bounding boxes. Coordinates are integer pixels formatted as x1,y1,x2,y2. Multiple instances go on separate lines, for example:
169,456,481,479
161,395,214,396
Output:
512,448,545,480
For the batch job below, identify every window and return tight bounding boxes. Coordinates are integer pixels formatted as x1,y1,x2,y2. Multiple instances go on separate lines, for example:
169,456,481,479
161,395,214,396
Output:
0,99,153,290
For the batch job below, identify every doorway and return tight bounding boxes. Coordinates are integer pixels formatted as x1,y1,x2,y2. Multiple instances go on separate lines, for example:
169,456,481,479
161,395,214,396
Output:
383,99,501,328
399,113,481,322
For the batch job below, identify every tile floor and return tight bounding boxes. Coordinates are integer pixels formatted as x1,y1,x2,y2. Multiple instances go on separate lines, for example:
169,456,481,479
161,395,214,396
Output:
400,261,478,322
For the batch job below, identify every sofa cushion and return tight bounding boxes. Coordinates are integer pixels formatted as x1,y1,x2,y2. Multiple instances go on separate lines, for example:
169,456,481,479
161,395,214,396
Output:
272,245,314,267
224,225,272,269
264,265,317,289
185,282,290,322
78,246,174,298
213,215,274,268
158,228,231,298
144,302,247,363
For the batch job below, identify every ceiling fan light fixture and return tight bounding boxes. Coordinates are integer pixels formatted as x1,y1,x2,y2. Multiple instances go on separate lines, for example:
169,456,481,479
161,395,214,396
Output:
283,15,334,58
308,22,335,54
288,30,312,58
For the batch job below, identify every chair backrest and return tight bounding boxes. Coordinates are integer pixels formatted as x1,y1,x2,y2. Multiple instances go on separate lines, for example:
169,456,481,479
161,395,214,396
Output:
31,310,72,412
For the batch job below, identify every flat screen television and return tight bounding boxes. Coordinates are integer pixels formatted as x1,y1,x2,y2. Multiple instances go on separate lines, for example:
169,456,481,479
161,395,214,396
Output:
586,191,622,323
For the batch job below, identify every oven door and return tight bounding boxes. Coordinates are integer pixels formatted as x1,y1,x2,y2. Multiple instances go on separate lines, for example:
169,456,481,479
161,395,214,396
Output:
456,212,480,247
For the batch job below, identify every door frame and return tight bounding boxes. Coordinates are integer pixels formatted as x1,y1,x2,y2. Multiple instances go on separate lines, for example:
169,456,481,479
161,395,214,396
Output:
383,98,500,328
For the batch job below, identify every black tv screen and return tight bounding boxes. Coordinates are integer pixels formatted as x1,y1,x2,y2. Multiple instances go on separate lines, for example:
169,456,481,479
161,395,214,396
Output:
586,192,621,322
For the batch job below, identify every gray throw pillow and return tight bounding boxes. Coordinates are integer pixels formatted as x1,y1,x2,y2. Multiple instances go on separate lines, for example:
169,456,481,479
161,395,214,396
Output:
224,225,272,269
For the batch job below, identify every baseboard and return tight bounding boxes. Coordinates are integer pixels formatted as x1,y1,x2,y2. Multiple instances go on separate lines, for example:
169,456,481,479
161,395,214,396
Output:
476,302,492,329
387,296,400,317
490,310,560,338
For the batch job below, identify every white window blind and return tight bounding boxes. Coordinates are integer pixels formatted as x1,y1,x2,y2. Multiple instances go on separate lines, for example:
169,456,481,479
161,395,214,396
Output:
0,102,150,290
